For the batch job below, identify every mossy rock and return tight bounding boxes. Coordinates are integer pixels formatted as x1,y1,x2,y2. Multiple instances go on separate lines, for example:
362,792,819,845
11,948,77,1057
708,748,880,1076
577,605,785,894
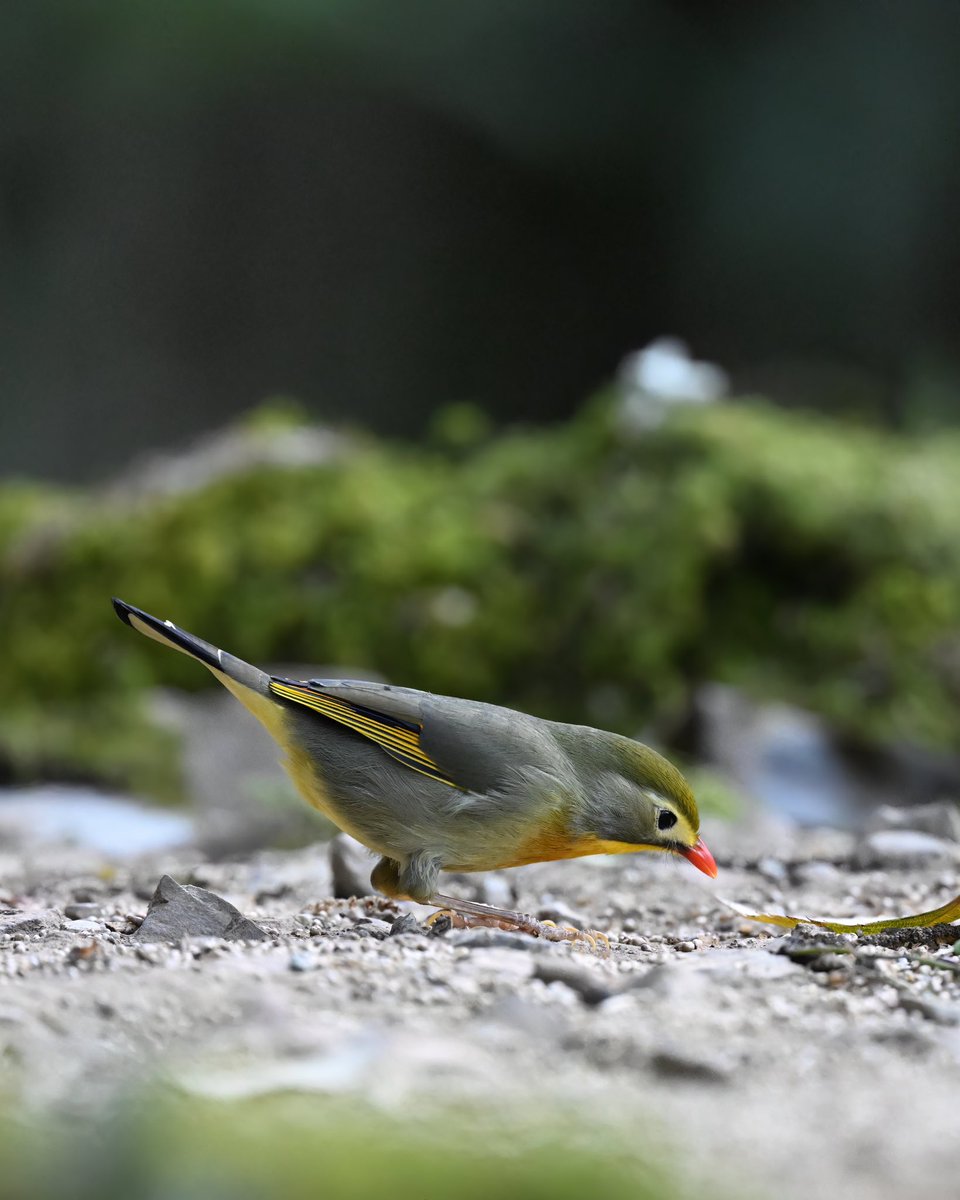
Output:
2,397,958,800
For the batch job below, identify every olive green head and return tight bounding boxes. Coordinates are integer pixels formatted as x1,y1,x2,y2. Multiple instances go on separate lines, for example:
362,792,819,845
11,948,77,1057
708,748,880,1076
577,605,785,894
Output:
560,729,717,877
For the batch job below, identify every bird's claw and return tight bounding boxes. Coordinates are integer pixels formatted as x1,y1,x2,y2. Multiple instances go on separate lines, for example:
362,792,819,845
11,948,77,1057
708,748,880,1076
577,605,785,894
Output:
533,919,610,954
424,908,468,932
426,893,611,954
429,912,610,954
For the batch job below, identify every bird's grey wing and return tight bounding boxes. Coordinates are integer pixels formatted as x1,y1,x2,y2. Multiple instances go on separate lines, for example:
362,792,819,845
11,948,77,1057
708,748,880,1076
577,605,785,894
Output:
268,677,568,795
268,677,455,786
417,694,570,796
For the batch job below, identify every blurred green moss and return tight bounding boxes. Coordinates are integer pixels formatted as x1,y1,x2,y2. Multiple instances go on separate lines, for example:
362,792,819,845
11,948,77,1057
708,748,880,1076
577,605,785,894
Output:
1,397,958,799
0,1094,685,1200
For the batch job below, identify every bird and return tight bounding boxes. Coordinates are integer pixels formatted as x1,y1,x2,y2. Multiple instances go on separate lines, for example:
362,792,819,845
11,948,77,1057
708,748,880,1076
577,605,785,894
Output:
112,598,717,945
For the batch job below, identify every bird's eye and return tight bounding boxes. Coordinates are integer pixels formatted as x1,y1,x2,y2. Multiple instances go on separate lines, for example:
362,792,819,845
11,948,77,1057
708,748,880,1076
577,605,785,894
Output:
657,809,677,831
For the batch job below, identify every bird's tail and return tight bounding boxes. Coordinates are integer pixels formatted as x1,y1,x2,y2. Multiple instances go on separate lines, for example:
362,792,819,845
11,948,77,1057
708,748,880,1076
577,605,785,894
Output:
112,598,277,725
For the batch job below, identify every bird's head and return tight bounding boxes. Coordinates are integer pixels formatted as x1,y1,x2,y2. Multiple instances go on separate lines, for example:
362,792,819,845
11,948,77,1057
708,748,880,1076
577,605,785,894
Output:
571,736,717,877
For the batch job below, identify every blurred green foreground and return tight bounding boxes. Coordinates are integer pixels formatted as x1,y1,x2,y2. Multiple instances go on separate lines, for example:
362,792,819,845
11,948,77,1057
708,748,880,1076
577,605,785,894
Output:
1,395,958,799
0,1096,684,1200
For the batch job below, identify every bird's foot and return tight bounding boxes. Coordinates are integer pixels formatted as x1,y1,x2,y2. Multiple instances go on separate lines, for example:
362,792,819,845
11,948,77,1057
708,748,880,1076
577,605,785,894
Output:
428,893,610,954
539,919,611,954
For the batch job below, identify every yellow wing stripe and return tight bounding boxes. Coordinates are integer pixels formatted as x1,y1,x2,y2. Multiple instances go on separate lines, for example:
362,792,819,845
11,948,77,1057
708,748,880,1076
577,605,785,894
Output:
270,682,430,760
272,685,426,758
268,681,456,787
379,749,455,787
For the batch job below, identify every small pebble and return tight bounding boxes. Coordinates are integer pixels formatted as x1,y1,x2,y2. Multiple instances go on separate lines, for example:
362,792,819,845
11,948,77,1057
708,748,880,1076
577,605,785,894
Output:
757,857,788,884
536,900,587,928
649,1048,731,1084
899,994,960,1026
389,913,423,937
354,917,391,938
479,874,515,909
64,903,103,921
448,929,544,952
533,959,616,1006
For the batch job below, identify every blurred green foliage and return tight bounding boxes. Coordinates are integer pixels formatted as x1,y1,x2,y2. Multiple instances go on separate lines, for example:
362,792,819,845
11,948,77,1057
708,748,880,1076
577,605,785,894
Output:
1,397,958,798
0,1094,685,1200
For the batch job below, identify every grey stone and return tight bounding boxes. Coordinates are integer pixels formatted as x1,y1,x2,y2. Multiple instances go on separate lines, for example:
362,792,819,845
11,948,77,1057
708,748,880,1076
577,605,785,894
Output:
64,903,103,920
135,945,163,964
681,947,803,978
484,994,559,1035
353,918,391,939
776,929,856,966
130,875,268,943
856,829,960,868
898,994,960,1026
792,861,841,885
447,928,549,952
757,856,789,884
0,912,55,937
869,802,960,843
532,959,617,1006
649,1047,732,1084
329,834,373,899
478,873,515,909
535,899,588,928
465,947,537,980
389,913,423,937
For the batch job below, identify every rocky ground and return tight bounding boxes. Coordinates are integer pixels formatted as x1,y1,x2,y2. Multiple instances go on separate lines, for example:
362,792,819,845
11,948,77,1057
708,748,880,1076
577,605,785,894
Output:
0,813,959,1200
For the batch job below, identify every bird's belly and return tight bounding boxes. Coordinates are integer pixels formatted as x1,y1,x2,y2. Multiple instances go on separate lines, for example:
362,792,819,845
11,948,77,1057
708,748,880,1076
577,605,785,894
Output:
281,745,397,857
283,738,478,864
447,831,644,872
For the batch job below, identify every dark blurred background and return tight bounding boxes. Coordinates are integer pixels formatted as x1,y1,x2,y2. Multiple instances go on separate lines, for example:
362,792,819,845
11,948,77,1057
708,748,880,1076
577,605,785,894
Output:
5,0,960,482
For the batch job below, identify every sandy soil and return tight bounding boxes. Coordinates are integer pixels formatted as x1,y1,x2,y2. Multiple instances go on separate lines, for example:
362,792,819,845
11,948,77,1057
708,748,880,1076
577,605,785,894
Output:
0,816,958,1200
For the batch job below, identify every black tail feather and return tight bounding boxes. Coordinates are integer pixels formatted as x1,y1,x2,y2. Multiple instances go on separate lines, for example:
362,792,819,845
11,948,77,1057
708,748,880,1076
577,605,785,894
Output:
111,597,222,671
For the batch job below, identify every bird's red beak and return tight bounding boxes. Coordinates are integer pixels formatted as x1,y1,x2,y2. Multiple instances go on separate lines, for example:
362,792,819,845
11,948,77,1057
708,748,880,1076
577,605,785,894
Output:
681,837,718,878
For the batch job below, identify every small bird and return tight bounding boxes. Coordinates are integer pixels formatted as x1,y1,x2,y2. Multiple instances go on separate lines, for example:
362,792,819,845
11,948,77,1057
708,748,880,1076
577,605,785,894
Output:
112,599,717,943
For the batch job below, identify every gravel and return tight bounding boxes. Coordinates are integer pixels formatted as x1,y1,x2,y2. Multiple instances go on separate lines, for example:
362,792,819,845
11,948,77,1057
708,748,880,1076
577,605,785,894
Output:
0,825,957,1200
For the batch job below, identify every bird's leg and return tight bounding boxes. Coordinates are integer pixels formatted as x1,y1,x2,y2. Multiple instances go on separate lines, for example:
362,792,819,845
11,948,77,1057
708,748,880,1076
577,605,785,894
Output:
429,892,610,954
370,855,406,898
372,855,608,952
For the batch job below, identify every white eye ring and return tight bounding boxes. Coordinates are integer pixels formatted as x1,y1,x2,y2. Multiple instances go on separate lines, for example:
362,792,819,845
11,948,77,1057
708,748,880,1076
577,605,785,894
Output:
657,808,678,832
